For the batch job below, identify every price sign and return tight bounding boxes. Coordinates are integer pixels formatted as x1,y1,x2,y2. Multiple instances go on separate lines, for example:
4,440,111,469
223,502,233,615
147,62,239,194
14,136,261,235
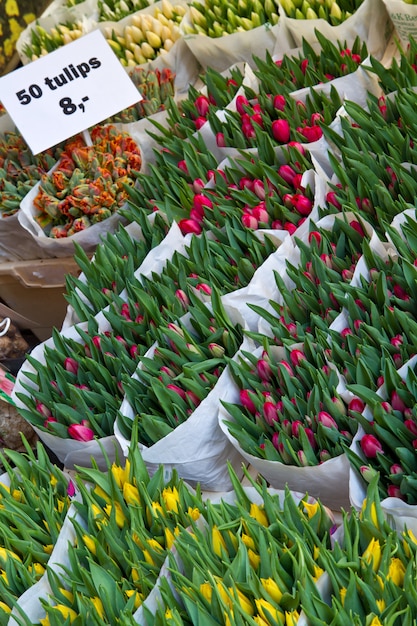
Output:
0,29,142,154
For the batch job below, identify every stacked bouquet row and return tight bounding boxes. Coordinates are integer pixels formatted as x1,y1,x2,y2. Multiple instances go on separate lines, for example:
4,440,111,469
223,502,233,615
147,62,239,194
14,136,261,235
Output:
3,433,417,626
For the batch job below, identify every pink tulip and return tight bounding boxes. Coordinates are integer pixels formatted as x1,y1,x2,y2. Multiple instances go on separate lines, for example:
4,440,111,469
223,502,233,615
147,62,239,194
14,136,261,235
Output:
273,94,286,111
317,411,338,429
167,384,187,400
68,423,95,441
64,357,78,375
216,132,226,148
263,401,278,426
195,94,210,117
272,119,291,143
240,389,257,414
178,219,202,235
404,419,417,436
256,358,273,382
278,165,297,185
360,434,384,458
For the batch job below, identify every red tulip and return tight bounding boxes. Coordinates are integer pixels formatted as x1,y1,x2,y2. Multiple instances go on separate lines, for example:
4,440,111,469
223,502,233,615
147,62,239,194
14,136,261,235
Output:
272,119,290,143
68,422,95,441
360,434,384,458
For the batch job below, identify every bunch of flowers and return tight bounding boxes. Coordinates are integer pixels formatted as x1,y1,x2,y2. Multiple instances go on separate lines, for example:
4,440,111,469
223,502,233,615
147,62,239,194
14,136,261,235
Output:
104,67,176,124
209,86,343,149
14,316,148,441
346,356,417,505
144,466,334,626
104,1,186,66
222,334,360,465
301,476,417,623
322,89,417,234
22,21,86,61
182,0,279,37
64,212,170,321
33,124,142,238
248,213,370,345
118,291,244,446
279,0,364,23
322,238,417,388
25,441,205,625
0,131,71,217
0,437,74,619
253,32,368,93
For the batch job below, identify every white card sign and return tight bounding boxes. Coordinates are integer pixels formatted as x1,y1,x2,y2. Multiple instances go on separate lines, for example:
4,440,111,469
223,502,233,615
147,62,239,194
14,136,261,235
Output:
0,29,142,154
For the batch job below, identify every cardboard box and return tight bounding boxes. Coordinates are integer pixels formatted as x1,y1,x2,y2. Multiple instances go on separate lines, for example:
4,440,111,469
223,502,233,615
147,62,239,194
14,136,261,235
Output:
0,257,80,341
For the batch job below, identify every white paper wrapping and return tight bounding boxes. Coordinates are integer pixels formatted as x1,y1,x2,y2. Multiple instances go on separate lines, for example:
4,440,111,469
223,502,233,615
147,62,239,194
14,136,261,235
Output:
381,0,417,49
115,311,251,492
218,344,355,509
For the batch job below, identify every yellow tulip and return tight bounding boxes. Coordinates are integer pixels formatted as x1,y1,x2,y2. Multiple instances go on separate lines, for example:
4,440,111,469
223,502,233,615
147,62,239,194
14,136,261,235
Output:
125,589,143,609
313,565,324,581
241,533,256,550
376,599,386,612
360,498,378,528
147,501,164,525
387,557,406,586
224,610,234,626
147,538,163,552
199,582,213,603
253,616,271,626
91,597,105,619
93,485,112,504
59,589,74,603
0,601,11,614
143,549,155,566
215,580,231,607
111,462,125,488
104,502,127,529
362,538,382,571
30,562,45,578
123,482,141,506
249,503,269,526
82,534,97,555
0,547,21,564
285,610,300,626
339,587,347,606
43,544,53,555
369,617,383,626
162,486,180,513
233,588,254,615
50,474,58,487
47,606,78,623
302,500,320,519
255,598,283,622
260,577,283,604
0,570,8,584
187,506,200,521
164,526,176,549
212,526,227,557
248,548,261,570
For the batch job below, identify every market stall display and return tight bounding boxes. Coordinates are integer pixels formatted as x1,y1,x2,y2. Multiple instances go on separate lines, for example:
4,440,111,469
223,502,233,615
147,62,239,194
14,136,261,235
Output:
2,0,417,623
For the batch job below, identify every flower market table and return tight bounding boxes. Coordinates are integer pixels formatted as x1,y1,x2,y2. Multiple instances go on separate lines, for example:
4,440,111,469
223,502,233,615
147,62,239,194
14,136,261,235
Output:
1,0,417,622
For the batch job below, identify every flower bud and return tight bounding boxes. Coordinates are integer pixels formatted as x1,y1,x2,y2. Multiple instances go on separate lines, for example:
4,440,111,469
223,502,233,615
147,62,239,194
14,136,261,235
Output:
175,289,190,309
240,389,257,414
360,434,384,458
64,357,79,375
390,463,404,475
319,449,332,463
208,342,225,357
68,422,95,441
278,164,296,185
317,411,338,429
263,401,278,425
256,358,273,382
359,465,379,483
273,94,286,111
391,390,407,413
195,94,210,117
348,397,365,413
272,119,291,143
178,218,202,235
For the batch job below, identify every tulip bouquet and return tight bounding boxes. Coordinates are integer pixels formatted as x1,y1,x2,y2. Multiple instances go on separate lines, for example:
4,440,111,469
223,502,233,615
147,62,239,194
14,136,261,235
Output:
12,314,151,469
116,292,246,490
279,0,364,23
143,466,335,626
219,334,361,507
20,19,88,62
27,124,142,240
182,0,279,38
101,0,187,66
300,475,417,624
118,291,243,447
0,131,61,218
135,139,317,236
322,236,417,390
247,212,372,346
0,437,75,620
13,440,205,625
346,354,417,507
64,211,170,323
321,88,417,235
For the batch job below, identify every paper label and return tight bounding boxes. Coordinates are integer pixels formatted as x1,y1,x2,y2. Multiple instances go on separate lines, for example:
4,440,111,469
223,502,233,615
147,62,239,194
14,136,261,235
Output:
0,30,142,154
